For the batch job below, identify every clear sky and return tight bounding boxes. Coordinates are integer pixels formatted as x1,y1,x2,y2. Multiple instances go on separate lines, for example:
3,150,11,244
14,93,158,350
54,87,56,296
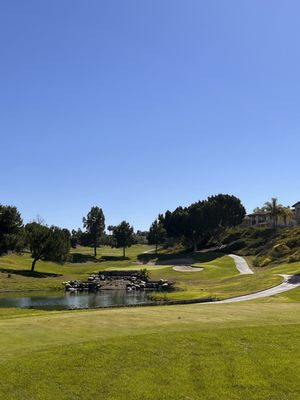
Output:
1,0,300,231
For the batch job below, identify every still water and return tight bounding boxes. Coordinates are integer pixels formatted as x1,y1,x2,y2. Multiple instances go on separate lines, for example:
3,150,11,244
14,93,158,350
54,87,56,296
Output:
0,290,154,310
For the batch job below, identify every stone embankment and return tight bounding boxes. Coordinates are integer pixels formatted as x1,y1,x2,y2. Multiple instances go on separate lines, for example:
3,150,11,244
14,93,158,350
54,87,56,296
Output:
63,270,174,292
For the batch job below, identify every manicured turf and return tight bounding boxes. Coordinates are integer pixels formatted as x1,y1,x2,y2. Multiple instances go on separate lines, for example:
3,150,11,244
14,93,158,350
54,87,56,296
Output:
148,254,283,300
0,245,152,291
0,245,299,302
1,246,300,399
0,303,300,399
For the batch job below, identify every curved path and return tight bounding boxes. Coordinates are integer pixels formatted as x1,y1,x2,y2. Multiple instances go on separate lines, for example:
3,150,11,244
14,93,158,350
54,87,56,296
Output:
229,254,253,274
217,275,300,303
139,252,300,302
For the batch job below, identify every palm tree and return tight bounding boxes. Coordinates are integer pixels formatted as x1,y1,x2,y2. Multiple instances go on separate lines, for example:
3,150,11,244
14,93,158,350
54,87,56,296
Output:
279,206,294,226
264,198,283,229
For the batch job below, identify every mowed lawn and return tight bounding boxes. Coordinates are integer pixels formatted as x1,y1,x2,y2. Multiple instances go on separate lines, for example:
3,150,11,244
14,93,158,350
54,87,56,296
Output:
0,245,299,301
0,245,152,291
1,247,300,399
0,303,300,400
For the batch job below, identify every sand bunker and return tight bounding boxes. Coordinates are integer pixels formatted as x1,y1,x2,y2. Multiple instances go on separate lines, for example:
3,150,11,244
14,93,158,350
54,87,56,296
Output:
172,266,204,272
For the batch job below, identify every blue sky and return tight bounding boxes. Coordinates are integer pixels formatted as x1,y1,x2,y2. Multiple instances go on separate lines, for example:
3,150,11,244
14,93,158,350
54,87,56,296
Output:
1,0,300,231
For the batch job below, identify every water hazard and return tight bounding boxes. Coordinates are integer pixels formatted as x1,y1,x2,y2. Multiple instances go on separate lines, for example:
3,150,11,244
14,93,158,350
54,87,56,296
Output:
0,290,154,310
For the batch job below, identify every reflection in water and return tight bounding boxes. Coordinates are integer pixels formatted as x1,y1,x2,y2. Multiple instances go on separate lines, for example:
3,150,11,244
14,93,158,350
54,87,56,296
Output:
0,290,153,310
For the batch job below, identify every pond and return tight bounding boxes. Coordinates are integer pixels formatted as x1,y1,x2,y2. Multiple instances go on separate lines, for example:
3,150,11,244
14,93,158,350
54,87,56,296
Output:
0,290,156,310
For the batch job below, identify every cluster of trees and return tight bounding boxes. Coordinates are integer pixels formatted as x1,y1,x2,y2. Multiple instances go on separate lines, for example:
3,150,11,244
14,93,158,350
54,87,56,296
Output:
147,194,246,252
0,194,246,269
1,194,295,271
78,207,136,257
0,205,71,271
0,204,139,270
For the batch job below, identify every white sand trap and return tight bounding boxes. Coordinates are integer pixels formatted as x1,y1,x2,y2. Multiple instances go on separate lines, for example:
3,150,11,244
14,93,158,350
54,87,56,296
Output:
172,266,204,272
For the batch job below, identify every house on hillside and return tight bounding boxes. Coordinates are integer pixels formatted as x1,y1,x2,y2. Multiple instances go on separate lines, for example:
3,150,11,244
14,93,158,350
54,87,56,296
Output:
242,201,300,228
292,202,300,223
242,210,272,228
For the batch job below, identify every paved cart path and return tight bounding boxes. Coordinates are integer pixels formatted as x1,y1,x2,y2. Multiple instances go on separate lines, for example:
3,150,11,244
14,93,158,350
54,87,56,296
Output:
229,254,253,274
218,275,300,303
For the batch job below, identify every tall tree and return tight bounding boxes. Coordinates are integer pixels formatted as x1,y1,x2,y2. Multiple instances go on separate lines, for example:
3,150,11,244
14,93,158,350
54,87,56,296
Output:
264,198,283,229
185,201,206,251
82,207,105,257
111,221,135,258
204,194,246,230
25,222,70,271
279,206,294,226
147,220,166,253
0,205,23,254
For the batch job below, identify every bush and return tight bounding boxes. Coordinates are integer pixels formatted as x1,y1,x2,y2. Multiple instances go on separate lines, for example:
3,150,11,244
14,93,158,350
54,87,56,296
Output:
253,256,273,268
221,230,242,244
285,237,300,249
222,240,247,252
271,243,290,257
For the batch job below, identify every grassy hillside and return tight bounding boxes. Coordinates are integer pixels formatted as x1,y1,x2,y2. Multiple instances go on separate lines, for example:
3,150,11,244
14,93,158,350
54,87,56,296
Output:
220,226,300,267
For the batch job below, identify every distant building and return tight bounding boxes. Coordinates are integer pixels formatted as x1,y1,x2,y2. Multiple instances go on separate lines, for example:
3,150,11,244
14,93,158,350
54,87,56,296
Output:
242,202,300,228
292,202,300,223
242,211,272,227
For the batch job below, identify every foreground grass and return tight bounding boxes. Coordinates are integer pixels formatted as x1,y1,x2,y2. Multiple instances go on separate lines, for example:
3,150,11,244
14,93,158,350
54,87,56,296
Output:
0,303,300,399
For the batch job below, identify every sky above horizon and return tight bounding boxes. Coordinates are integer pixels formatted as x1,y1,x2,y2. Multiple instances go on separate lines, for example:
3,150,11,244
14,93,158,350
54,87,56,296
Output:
1,0,300,231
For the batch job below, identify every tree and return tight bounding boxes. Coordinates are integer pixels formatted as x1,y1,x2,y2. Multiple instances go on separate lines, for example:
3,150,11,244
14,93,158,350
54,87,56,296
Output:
264,198,283,229
204,194,246,230
279,206,294,226
107,225,114,235
157,194,246,251
25,222,70,272
147,220,166,253
134,230,148,245
0,205,23,254
111,221,135,258
82,207,105,257
184,195,245,251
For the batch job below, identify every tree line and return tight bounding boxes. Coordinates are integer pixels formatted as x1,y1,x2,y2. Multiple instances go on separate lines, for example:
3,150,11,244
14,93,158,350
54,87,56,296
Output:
0,205,141,270
147,194,246,252
0,194,246,270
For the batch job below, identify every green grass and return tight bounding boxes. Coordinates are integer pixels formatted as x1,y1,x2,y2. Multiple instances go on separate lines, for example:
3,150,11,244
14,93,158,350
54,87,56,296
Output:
0,303,300,399
0,245,152,291
1,246,300,398
149,254,283,300
0,246,298,302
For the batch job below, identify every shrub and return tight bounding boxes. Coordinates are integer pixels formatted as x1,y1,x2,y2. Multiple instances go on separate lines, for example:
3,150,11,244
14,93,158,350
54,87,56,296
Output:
223,240,247,252
253,256,273,268
271,243,290,257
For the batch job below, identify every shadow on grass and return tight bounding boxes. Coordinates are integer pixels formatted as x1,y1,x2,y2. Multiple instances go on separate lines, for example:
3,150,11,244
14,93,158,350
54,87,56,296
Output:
287,274,300,284
68,253,102,263
137,250,225,265
100,255,130,262
68,254,130,264
0,268,62,278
